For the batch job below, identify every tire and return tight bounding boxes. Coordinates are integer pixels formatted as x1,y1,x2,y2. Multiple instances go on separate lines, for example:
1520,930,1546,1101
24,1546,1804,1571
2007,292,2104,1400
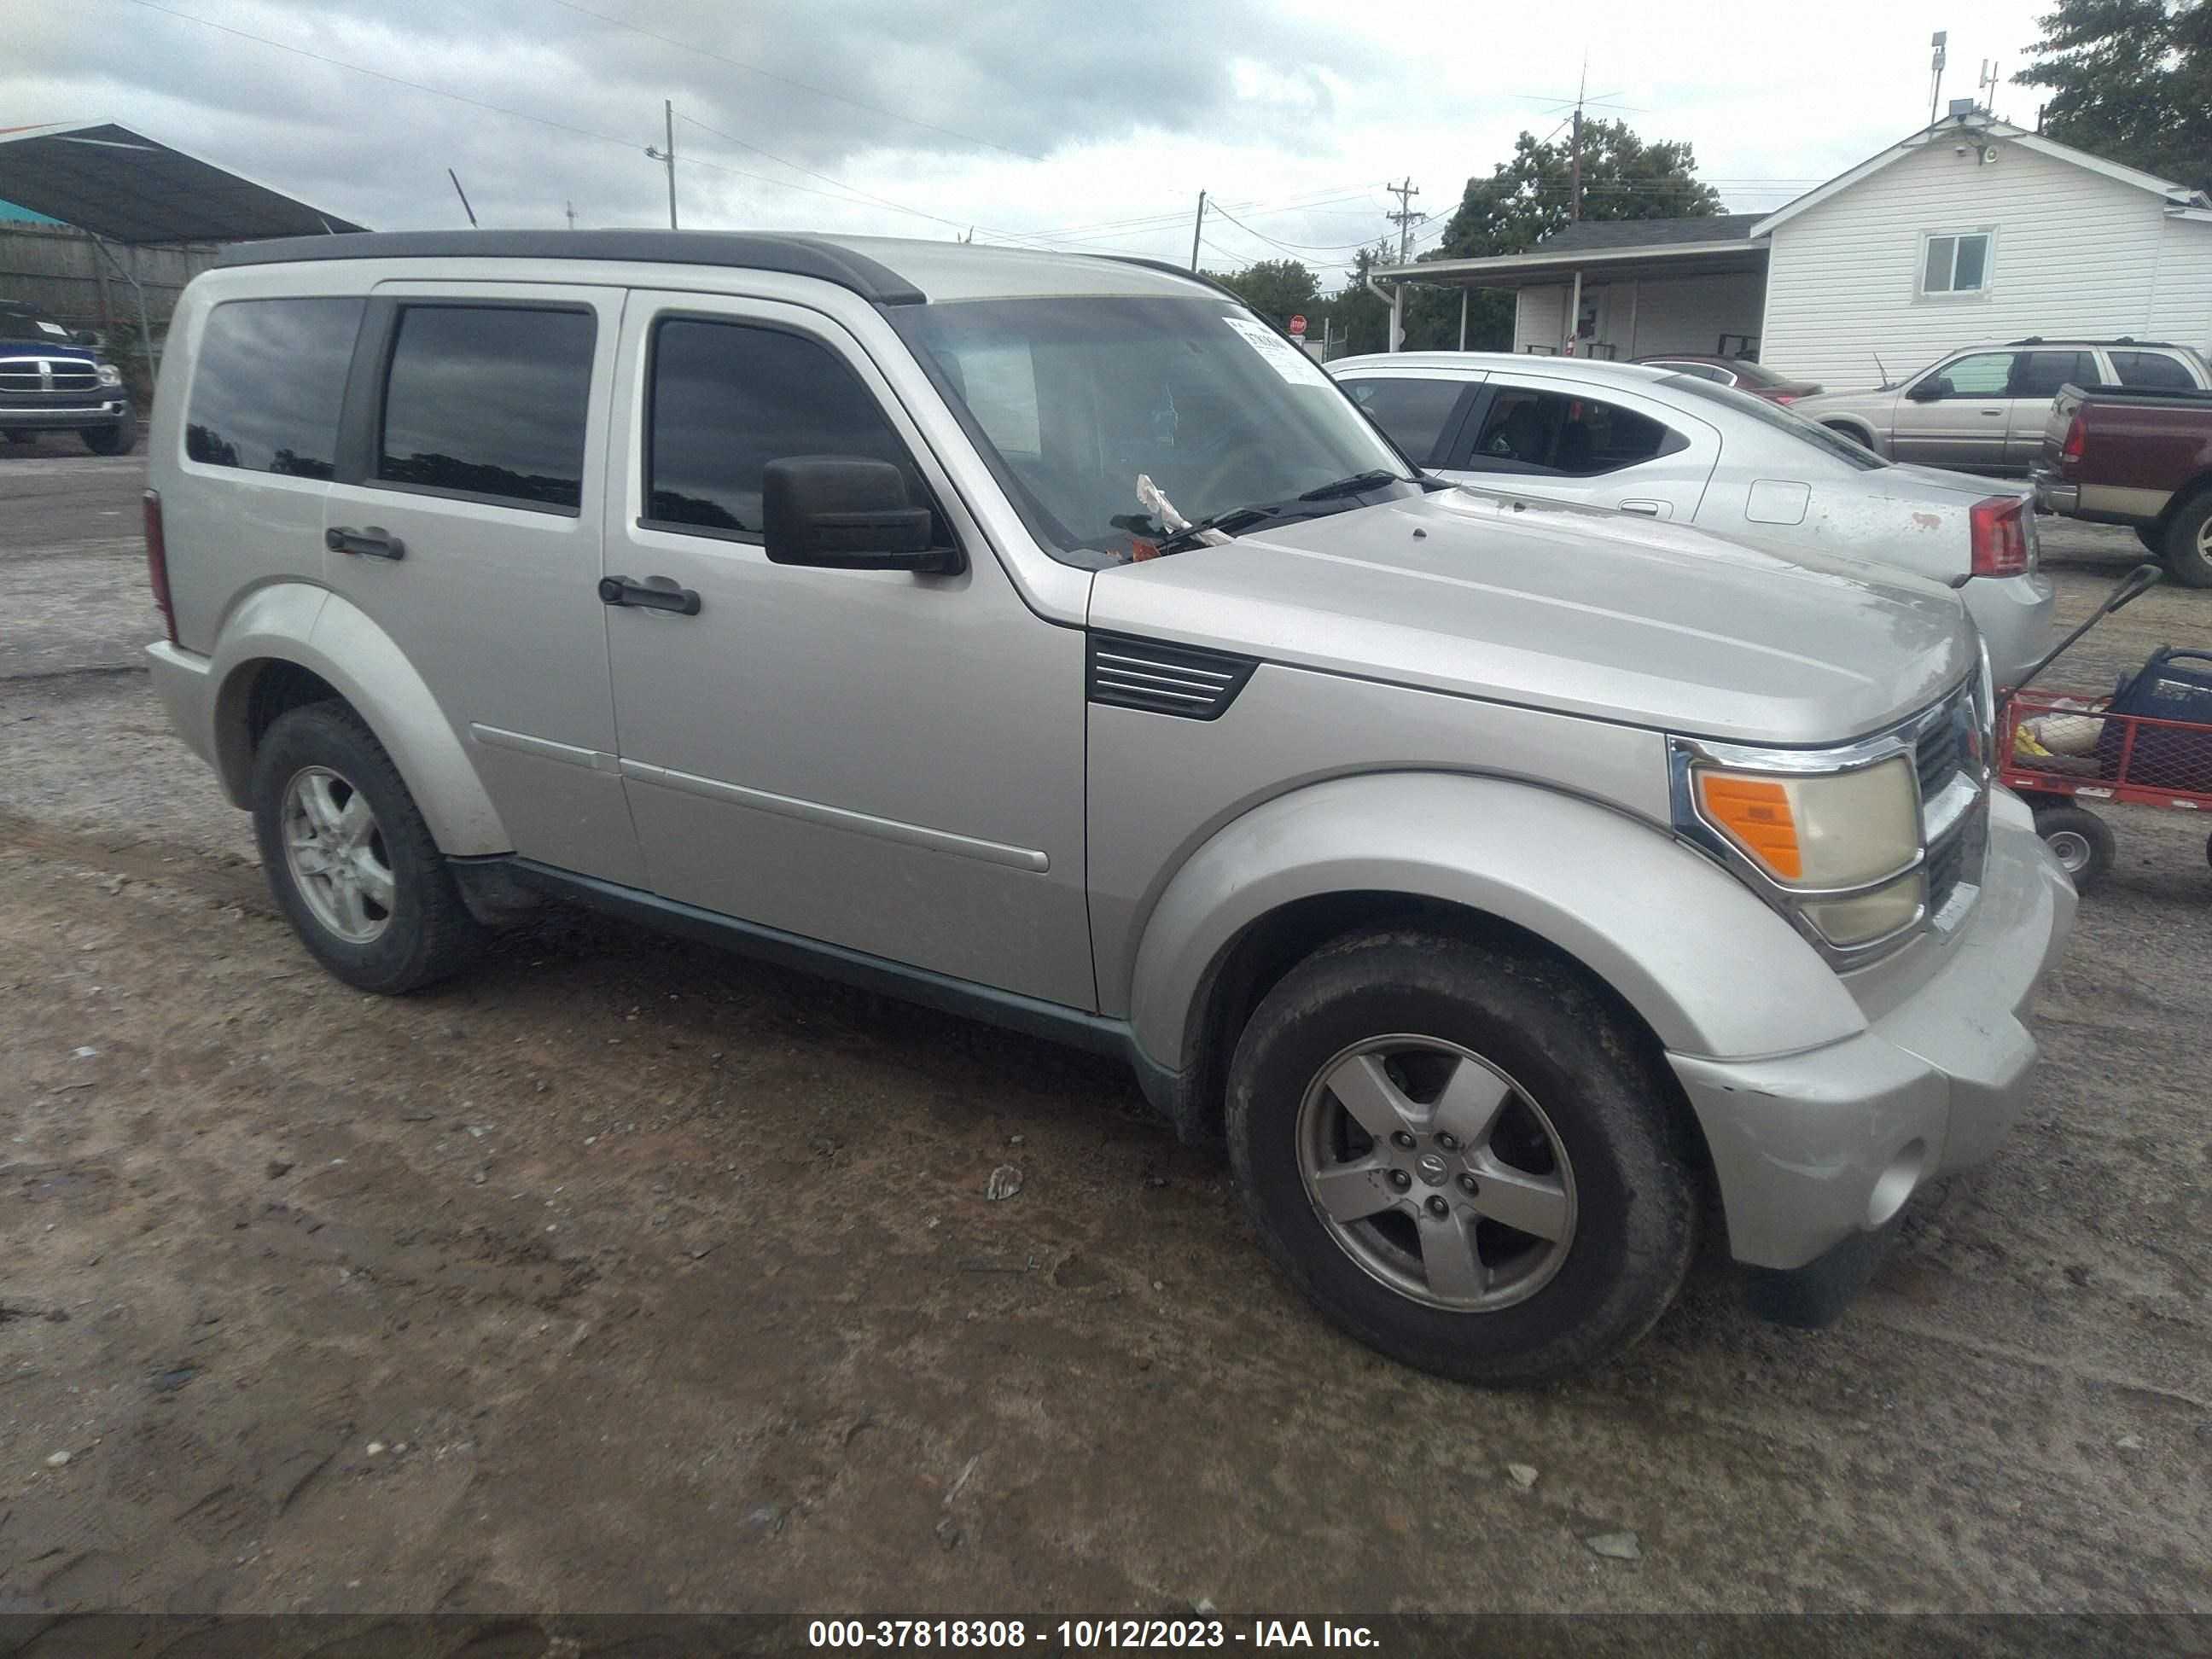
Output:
1225,930,1701,1387
250,702,482,993
2032,804,2115,893
2,429,34,449
2163,491,2212,588
2137,525,2163,557
1822,421,1878,457
81,413,137,456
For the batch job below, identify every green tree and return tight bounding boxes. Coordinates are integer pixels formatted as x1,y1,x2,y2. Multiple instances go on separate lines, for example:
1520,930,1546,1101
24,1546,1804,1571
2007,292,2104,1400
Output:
1388,120,1724,351
1209,258,1321,326
2016,0,2212,192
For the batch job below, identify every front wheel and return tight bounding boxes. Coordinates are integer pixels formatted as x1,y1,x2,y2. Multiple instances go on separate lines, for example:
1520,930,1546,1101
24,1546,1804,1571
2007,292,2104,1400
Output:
81,413,137,456
2163,492,2212,588
250,702,482,993
2033,803,2115,892
1226,931,1701,1387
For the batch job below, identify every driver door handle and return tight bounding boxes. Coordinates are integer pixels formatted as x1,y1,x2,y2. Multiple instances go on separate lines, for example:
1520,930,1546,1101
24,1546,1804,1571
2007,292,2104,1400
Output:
598,573,701,615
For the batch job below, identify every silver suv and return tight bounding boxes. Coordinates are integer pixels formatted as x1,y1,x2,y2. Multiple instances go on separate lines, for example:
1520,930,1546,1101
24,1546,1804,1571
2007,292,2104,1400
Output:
1791,338,2211,474
143,231,2075,1384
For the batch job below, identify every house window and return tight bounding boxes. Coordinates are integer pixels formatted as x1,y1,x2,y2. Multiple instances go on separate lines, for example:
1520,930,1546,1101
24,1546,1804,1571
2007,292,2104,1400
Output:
1920,231,1992,296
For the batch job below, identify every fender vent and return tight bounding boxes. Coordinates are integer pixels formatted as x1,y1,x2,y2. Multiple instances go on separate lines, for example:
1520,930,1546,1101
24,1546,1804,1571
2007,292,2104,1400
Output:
1087,633,1258,721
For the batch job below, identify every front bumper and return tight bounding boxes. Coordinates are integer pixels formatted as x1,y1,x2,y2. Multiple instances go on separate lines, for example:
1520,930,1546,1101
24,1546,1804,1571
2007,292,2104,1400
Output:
1668,789,2075,1271
0,396,132,432
2030,468,2078,515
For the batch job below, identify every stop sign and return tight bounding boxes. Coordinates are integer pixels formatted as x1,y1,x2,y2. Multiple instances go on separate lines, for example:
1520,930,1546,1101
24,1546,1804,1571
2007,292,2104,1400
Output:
1288,314,1308,336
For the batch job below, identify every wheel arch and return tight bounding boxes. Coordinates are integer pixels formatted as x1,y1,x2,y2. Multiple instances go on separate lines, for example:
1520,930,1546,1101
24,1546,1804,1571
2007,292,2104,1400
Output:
206,583,509,855
1126,772,1866,1141
1819,417,1880,452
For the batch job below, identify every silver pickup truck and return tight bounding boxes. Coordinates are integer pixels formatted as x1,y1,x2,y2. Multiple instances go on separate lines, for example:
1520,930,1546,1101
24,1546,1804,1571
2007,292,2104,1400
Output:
141,231,2074,1384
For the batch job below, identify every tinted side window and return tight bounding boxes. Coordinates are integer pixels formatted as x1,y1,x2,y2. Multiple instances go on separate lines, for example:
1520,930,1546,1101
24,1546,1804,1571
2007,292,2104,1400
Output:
644,317,922,538
2012,350,2098,399
1464,387,1681,477
1655,361,1732,384
186,297,364,478
2111,351,2194,390
1342,377,1469,465
376,306,595,512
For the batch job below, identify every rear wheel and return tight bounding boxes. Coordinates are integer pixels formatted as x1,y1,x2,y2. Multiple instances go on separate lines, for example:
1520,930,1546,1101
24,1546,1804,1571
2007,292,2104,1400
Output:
80,413,136,456
2033,804,2115,892
251,702,482,992
2163,492,2212,589
1225,931,1700,1387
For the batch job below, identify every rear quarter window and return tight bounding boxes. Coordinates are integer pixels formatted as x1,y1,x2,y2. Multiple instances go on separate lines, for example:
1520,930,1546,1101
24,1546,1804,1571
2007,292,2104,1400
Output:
2110,352,2196,391
184,297,366,479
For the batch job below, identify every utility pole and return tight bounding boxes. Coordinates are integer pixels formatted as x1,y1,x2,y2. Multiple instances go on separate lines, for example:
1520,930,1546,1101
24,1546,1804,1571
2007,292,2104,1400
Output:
565,201,577,230
1385,177,1423,263
1190,190,1206,272
644,100,678,229
1927,31,1948,127
1569,58,1586,222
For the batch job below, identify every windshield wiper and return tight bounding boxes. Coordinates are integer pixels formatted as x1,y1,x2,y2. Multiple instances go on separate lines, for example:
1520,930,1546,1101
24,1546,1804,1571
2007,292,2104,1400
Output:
1151,471,1417,555
1296,469,1407,502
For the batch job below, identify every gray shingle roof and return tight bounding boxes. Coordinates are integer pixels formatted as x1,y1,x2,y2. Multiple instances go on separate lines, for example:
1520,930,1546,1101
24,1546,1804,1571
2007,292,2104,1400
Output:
1534,213,1766,253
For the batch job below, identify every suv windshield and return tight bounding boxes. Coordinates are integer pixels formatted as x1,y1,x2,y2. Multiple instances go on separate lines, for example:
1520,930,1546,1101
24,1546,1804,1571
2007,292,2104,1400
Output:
1660,372,1886,471
892,295,1417,566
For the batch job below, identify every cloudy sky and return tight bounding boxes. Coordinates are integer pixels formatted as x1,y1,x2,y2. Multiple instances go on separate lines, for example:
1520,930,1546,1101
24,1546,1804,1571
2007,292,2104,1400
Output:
8,0,2056,285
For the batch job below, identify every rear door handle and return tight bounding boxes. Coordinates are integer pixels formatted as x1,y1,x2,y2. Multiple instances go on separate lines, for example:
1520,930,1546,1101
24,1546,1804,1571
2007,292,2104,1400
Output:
598,573,701,616
1619,499,1668,518
326,525,405,560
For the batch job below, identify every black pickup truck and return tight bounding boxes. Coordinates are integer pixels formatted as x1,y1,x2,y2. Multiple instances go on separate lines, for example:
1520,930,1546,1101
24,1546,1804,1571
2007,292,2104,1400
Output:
1,299,137,455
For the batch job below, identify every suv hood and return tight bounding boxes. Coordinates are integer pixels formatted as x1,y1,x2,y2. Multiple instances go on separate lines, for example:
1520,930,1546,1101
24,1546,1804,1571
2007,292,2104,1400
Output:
1089,488,1975,746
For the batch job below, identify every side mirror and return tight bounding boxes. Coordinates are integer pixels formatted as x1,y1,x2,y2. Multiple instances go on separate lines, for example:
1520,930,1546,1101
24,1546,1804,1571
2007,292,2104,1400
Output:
762,457,958,573
1906,377,1948,403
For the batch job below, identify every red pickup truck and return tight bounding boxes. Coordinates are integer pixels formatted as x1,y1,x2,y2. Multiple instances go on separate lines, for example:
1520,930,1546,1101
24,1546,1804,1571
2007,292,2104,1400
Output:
2034,383,2212,586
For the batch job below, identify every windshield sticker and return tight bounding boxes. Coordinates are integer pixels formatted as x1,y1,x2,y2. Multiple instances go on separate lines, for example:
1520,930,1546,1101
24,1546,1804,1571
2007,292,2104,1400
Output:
36,320,68,337
1220,316,1332,388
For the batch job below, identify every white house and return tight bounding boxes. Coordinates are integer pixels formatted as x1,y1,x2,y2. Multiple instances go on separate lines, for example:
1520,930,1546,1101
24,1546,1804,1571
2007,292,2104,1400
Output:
1373,108,2212,387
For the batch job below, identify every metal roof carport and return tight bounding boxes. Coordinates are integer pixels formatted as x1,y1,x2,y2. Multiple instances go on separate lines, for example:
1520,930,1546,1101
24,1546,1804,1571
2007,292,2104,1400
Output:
0,121,365,369
1369,216,1770,355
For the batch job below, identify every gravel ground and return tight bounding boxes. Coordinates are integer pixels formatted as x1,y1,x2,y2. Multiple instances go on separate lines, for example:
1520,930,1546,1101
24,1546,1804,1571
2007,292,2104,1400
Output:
1,448,2208,1625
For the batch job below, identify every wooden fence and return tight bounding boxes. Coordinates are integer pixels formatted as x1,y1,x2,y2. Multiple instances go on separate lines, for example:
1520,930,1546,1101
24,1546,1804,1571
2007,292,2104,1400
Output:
0,223,222,401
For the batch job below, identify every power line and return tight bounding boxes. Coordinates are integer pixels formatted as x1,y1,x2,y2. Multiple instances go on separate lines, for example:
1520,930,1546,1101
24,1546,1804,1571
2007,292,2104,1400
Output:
675,112,1036,242
544,0,1048,163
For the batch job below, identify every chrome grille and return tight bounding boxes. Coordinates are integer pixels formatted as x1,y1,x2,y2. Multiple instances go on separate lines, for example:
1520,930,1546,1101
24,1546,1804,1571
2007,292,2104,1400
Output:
1914,681,1986,923
1087,634,1258,721
0,356,99,394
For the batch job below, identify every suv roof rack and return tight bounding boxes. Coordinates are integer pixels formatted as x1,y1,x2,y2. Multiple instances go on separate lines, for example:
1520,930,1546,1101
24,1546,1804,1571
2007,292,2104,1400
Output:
2005,335,2177,348
212,230,928,306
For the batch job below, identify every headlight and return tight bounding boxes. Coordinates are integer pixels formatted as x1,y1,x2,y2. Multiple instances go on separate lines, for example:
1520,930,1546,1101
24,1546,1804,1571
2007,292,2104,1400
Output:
1685,751,1924,950
96,363,122,387
1694,755,1918,890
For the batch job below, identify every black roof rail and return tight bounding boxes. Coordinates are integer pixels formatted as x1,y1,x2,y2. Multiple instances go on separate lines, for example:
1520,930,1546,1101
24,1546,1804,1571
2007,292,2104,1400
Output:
212,230,928,306
2005,335,2179,348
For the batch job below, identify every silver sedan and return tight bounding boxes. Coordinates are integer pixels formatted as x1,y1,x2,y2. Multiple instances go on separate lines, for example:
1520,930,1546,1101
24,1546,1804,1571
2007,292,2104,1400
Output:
1330,352,2053,686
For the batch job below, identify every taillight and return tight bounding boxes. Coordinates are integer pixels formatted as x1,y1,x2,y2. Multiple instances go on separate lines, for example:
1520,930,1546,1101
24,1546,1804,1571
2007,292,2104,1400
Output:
143,487,178,645
1969,494,2030,577
1771,393,1800,405
2060,411,2086,474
